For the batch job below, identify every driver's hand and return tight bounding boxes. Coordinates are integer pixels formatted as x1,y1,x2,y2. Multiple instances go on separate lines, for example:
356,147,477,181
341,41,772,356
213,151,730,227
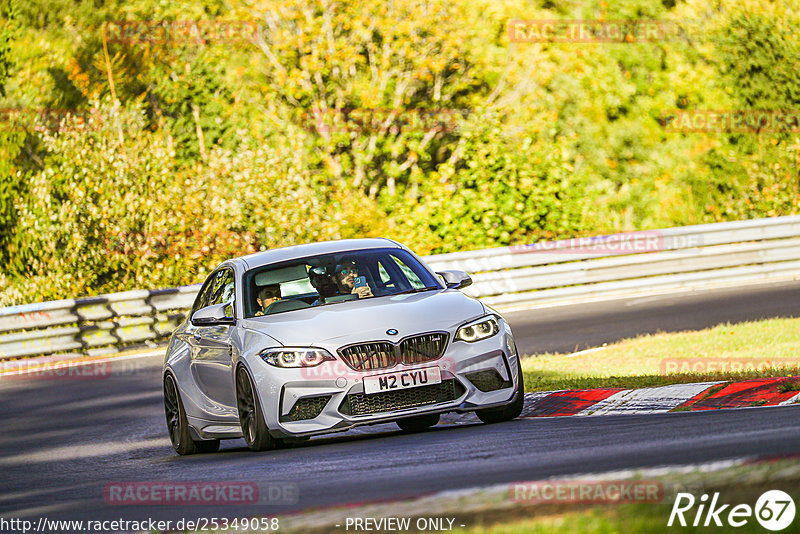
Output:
353,285,373,298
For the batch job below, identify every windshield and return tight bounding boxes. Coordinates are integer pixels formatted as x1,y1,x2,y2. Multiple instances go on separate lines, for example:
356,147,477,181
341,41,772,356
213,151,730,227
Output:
243,248,443,318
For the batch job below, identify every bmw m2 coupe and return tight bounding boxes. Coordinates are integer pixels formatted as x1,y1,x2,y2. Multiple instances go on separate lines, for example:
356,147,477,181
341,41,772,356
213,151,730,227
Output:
163,238,523,454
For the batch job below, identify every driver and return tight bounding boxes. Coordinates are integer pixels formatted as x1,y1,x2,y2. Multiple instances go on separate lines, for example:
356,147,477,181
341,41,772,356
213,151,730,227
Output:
333,260,373,299
254,285,281,316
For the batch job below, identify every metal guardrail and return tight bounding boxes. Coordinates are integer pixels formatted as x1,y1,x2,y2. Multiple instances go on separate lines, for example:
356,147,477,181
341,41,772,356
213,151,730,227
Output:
425,216,800,309
2,215,800,360
0,286,200,359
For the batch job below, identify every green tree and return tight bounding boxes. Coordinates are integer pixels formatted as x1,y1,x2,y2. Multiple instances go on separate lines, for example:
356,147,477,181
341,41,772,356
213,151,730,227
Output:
0,0,23,270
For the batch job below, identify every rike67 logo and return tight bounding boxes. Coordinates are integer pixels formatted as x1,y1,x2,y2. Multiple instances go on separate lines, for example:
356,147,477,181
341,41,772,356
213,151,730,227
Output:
668,490,796,531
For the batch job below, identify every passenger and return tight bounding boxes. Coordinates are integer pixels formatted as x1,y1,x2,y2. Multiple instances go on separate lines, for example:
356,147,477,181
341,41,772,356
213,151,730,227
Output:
254,285,281,316
333,260,373,298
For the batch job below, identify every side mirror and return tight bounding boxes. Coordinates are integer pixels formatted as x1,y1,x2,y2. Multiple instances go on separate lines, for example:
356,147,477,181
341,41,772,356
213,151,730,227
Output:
192,303,235,326
436,270,473,290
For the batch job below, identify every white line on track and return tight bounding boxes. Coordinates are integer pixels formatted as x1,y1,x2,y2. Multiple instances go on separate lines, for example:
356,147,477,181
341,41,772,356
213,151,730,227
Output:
565,346,608,358
0,349,165,377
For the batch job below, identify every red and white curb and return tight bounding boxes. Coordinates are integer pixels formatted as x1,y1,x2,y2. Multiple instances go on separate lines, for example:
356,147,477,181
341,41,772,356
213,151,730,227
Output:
515,377,800,418
575,382,723,416
440,377,799,425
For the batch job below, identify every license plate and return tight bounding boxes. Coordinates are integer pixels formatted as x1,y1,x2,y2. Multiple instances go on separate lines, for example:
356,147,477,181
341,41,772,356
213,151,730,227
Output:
363,366,442,395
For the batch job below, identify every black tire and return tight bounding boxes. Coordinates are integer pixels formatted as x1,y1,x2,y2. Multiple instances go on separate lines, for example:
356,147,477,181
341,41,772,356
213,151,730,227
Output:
163,374,221,455
396,413,440,432
236,366,275,452
476,355,524,424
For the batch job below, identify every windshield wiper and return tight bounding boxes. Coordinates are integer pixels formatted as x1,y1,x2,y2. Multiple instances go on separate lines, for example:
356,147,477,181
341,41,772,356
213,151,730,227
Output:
394,286,440,295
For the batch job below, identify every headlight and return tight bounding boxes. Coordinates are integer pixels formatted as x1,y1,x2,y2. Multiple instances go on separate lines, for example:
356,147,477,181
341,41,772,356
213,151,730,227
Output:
455,317,500,343
259,347,336,368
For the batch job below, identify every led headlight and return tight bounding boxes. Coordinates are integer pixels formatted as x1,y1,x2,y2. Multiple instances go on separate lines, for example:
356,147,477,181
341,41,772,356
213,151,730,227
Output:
259,347,336,368
455,316,500,342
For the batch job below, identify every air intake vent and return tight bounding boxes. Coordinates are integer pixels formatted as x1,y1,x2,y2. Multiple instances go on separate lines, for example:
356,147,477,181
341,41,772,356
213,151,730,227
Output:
338,342,396,371
281,395,331,422
399,333,448,365
464,369,511,392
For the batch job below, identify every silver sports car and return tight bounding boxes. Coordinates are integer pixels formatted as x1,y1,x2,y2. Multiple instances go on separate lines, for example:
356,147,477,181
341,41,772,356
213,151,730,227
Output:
163,238,523,454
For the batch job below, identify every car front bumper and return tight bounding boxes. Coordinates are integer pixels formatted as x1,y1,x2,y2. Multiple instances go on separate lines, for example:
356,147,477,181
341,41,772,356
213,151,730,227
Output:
251,331,521,438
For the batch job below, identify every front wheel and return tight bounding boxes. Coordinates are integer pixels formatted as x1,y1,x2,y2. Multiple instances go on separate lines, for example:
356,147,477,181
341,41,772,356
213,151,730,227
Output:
236,366,275,452
163,374,220,455
476,355,524,424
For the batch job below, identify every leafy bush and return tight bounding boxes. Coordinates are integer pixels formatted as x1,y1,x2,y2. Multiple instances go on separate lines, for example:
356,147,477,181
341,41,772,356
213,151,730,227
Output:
0,0,799,305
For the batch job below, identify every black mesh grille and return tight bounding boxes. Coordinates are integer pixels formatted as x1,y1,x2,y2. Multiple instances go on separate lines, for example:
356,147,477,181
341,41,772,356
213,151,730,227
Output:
339,379,464,416
281,395,331,422
465,369,511,392
400,333,449,365
338,332,448,371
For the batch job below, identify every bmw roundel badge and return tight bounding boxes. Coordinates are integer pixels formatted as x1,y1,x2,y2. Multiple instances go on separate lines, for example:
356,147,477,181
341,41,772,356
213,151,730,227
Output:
386,329,398,336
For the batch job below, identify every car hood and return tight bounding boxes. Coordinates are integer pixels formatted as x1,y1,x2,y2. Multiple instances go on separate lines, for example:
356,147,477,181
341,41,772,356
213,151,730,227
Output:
241,290,485,347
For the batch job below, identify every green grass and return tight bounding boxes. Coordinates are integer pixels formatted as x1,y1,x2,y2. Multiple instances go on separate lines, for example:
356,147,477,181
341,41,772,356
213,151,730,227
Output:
271,454,800,534
451,457,800,534
697,383,726,399
521,317,800,392
779,379,800,393
451,503,793,534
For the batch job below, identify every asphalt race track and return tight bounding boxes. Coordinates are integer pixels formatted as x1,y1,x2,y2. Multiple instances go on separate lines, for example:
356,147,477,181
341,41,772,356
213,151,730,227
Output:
2,281,800,524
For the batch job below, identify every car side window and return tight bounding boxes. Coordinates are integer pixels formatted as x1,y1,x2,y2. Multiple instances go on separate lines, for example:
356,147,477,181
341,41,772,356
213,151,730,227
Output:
391,254,426,289
378,262,391,283
208,269,235,318
375,259,400,291
192,272,218,313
